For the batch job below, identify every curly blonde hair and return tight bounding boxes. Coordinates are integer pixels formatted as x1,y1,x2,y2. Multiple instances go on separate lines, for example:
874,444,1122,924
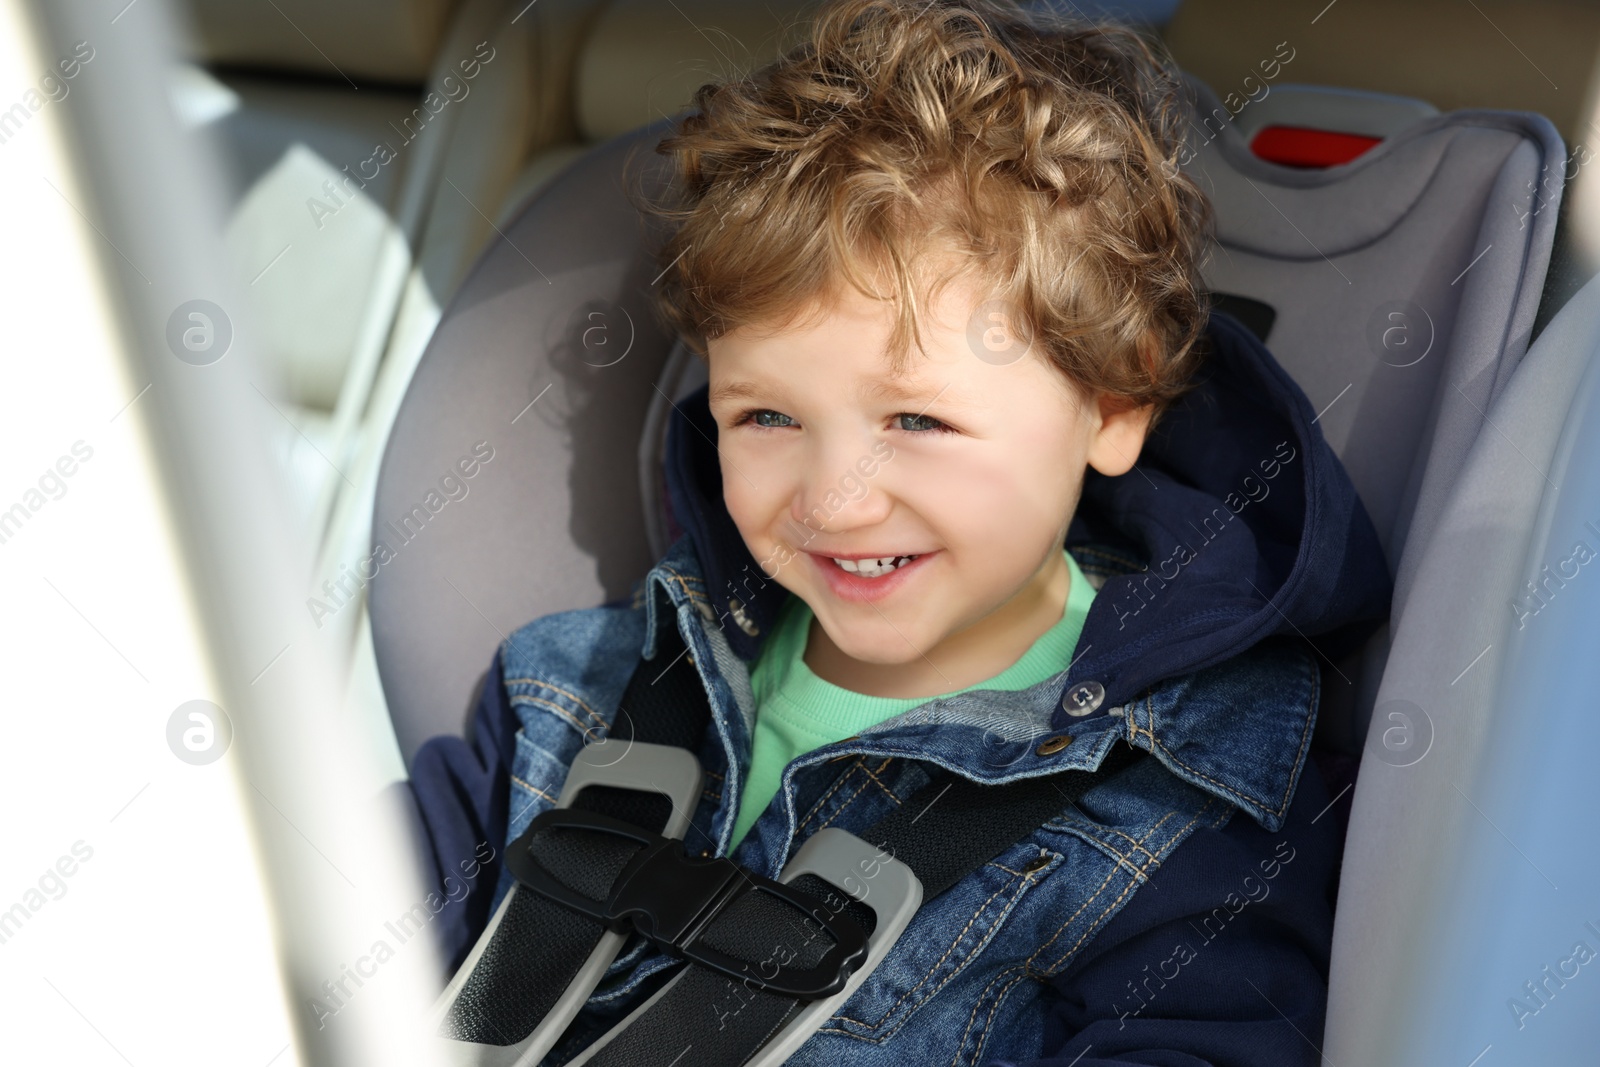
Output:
634,0,1213,430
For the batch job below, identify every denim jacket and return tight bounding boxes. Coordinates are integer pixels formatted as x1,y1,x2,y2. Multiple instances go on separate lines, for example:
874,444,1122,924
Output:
406,311,1393,1066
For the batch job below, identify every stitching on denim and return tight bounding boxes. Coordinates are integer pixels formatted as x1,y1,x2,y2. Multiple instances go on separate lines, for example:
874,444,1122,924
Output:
1134,689,1156,747
966,972,1030,1062
1035,798,1219,974
1148,736,1280,814
947,959,1024,1067
510,775,556,804
1045,768,1164,863
1094,825,1161,864
1284,649,1320,809
509,693,605,740
1147,652,1316,818
797,760,863,835
1042,802,1213,973
1025,808,1182,966
1121,688,1161,749
655,565,706,586
817,768,880,832
646,580,710,617
1024,848,1148,969
503,677,609,730
857,757,900,805
1100,842,1162,884
830,858,1034,1030
653,567,709,605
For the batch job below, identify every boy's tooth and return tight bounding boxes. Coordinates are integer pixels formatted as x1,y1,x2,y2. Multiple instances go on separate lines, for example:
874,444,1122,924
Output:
831,553,920,578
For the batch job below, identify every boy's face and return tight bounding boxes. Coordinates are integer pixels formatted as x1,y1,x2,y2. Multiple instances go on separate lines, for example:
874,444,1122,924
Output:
705,265,1152,680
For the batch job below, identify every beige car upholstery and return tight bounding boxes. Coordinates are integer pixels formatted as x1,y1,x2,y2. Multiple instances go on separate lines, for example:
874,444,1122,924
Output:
1164,0,1600,143
185,0,461,84
574,0,813,142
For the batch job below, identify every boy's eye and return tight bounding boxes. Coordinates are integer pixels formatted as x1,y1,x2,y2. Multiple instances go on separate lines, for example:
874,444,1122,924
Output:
742,409,794,429
896,412,952,433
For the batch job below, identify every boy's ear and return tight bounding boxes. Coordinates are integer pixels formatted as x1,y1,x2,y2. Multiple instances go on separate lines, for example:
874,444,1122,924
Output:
1085,391,1155,477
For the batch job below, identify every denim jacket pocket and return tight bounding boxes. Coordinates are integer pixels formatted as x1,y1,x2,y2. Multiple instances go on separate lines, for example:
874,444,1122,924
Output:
817,838,1064,1043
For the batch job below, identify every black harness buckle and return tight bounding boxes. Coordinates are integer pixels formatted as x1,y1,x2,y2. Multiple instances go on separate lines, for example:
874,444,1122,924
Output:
508,807,870,999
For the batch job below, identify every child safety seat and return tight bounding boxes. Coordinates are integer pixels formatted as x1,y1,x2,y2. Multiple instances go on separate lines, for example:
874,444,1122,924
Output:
370,71,1580,1063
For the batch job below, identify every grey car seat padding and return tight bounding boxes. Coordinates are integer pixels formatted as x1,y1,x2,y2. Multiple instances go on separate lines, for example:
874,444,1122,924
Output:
1324,266,1600,1065
1162,79,1561,750
1182,79,1561,602
371,81,1560,766
371,123,683,763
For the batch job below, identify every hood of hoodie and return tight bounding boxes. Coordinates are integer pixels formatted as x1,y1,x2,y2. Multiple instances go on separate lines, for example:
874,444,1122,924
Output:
662,310,1393,735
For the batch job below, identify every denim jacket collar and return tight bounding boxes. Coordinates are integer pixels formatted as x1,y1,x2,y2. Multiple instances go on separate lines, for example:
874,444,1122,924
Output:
653,311,1391,832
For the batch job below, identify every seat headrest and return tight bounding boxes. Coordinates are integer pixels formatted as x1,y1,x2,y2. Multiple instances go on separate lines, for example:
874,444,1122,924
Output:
574,0,816,142
182,0,462,84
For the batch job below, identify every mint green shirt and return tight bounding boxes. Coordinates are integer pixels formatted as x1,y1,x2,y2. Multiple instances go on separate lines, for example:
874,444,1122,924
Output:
729,548,1096,849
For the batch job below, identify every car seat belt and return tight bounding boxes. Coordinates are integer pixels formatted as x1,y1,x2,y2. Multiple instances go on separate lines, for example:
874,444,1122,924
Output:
426,620,716,1065
559,741,1138,1067
430,620,1140,1066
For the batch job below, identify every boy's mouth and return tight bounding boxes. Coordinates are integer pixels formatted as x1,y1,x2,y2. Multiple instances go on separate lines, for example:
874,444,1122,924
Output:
830,554,920,578
806,549,937,604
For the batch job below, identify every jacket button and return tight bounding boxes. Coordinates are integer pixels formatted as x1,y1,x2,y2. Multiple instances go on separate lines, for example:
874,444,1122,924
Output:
694,599,715,622
1061,680,1105,717
728,597,760,637
1035,734,1073,756
1021,854,1052,875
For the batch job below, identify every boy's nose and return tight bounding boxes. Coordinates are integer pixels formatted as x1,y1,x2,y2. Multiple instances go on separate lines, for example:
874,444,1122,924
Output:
790,439,893,532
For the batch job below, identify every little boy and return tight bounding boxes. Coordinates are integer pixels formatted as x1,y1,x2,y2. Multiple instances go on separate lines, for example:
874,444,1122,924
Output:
405,1,1392,1064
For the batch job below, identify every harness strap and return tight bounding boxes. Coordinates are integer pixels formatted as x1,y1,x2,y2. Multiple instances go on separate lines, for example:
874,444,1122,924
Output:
432,620,712,1054
564,743,1141,1067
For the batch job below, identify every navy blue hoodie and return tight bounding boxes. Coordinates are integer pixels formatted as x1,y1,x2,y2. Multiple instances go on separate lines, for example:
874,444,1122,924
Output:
404,309,1392,1063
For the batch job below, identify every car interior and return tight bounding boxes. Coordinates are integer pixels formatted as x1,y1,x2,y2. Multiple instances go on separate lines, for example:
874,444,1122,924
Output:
27,0,1600,1061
